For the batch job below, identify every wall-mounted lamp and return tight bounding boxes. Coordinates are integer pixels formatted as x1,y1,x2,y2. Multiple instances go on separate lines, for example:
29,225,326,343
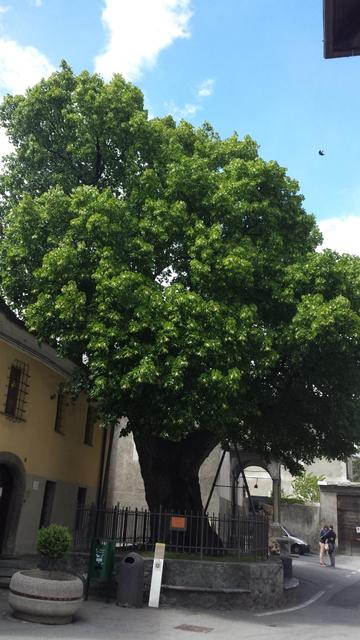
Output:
254,479,258,489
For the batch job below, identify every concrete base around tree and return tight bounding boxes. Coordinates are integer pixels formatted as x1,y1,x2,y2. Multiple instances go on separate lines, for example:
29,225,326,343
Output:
61,553,291,610
159,558,286,610
4,552,294,611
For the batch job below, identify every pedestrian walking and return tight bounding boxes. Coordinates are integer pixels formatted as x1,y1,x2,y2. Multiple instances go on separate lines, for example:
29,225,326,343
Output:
319,525,328,565
325,525,337,567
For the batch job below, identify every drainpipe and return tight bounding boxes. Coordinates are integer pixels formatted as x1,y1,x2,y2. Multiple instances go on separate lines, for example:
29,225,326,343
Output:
99,424,115,507
96,428,108,508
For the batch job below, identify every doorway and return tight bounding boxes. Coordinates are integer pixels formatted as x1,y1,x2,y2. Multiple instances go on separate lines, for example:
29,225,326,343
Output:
338,494,360,555
0,464,14,553
0,453,26,555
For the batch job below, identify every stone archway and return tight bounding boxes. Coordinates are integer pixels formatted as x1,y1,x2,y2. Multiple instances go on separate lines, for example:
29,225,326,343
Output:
0,452,26,555
229,449,281,523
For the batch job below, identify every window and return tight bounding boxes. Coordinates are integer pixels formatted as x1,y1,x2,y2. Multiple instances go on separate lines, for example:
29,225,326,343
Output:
4,360,29,421
39,481,56,529
84,405,96,446
77,486,87,508
74,486,87,530
54,394,64,433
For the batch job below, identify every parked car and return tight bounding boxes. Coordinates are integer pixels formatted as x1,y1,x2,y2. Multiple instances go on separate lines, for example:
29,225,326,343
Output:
280,526,311,555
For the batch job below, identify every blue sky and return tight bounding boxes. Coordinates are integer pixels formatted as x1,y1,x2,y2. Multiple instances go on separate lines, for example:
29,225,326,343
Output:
0,0,359,253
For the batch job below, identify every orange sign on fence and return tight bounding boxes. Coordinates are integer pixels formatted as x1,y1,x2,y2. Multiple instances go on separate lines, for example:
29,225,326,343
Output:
170,516,187,531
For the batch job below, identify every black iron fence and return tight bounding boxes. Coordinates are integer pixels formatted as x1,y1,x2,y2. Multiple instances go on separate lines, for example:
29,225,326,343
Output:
73,505,269,559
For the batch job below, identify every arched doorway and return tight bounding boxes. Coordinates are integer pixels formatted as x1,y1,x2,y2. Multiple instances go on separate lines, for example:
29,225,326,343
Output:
0,453,26,556
228,448,282,523
244,465,273,512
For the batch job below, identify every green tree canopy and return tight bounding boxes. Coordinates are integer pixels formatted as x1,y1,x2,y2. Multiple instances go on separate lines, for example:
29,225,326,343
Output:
291,472,325,503
1,63,360,510
352,457,360,482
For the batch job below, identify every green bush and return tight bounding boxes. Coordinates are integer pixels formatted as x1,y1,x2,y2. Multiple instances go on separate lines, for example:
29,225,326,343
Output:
280,495,305,504
36,524,72,559
291,472,325,503
352,457,360,482
268,491,304,505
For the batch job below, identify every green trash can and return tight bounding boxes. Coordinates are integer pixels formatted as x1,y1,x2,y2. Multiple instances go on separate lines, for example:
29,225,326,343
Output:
116,552,144,607
90,540,114,581
85,540,114,601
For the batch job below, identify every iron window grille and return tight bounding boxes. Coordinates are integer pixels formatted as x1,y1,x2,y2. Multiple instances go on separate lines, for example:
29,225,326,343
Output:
3,360,29,422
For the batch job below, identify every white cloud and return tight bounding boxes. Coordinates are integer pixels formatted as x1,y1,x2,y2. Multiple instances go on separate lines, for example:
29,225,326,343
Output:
95,0,193,81
0,39,54,94
165,100,200,120
198,78,214,98
319,215,360,256
0,34,54,164
164,77,214,122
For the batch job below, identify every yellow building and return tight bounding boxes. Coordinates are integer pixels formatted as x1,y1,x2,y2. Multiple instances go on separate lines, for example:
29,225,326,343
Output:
0,300,105,555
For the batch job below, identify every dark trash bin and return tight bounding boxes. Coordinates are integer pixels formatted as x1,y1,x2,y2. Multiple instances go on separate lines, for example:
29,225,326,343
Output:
116,552,144,607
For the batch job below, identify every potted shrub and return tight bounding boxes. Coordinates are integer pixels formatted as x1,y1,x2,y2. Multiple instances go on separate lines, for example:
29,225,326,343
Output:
9,524,83,624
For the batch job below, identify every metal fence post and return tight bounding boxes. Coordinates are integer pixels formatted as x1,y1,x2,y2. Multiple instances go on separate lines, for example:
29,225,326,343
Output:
200,512,205,559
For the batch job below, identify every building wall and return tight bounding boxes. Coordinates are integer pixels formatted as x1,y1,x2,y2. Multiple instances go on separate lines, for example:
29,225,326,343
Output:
280,459,347,496
14,473,97,554
319,487,339,533
108,423,148,509
281,503,320,551
0,309,103,554
199,445,222,515
0,340,102,488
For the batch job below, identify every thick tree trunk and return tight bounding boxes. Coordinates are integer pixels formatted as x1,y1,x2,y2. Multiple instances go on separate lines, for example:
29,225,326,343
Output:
133,430,223,553
133,430,218,511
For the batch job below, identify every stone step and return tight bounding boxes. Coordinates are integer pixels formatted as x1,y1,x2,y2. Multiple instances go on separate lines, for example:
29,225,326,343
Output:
162,584,250,594
0,566,22,589
0,567,15,577
0,576,11,588
0,555,38,588
0,555,37,570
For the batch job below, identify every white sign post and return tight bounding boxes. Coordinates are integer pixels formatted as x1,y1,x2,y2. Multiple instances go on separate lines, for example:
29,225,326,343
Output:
148,542,165,608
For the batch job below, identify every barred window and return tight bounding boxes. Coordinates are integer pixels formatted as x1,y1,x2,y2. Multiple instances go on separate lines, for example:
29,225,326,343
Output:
4,360,29,421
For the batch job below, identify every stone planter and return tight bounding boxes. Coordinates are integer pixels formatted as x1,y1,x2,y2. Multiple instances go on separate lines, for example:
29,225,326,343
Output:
9,569,83,624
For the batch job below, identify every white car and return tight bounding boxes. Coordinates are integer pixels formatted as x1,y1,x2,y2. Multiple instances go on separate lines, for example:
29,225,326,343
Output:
281,526,311,555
